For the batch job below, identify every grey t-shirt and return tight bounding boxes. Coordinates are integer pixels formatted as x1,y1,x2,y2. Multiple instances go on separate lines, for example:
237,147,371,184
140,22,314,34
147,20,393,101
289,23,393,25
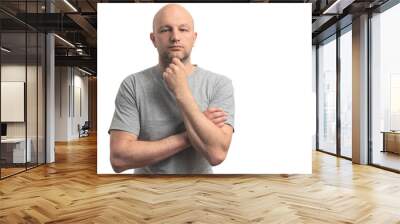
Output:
109,65,235,174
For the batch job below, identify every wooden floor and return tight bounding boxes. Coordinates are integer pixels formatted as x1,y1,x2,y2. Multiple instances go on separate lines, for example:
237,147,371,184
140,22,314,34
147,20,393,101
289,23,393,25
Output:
1,163,44,178
0,167,26,178
1,135,400,223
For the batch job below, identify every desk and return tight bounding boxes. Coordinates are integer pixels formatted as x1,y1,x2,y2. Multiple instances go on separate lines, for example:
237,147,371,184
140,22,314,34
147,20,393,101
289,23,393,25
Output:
381,131,400,154
1,138,31,163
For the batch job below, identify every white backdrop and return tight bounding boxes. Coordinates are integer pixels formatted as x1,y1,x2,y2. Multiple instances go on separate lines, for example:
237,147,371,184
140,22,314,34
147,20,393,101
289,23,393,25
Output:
97,3,312,174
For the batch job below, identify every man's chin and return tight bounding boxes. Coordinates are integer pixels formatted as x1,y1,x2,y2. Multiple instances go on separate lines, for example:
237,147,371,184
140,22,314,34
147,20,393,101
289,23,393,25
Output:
162,53,189,64
168,54,183,61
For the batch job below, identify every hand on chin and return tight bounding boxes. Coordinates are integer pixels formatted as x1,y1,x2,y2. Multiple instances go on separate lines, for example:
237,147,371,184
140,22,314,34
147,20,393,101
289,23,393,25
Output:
168,53,183,61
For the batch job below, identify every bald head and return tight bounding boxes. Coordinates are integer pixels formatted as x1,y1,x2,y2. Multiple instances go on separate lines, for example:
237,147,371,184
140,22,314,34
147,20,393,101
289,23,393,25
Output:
152,4,194,32
150,4,197,68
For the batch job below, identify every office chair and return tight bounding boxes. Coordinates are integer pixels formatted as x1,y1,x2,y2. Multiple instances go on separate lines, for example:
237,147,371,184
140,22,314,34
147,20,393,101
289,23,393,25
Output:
79,121,90,138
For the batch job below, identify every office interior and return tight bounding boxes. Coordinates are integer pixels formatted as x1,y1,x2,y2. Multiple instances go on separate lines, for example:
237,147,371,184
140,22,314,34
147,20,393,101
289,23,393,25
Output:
0,0,399,222
0,0,97,179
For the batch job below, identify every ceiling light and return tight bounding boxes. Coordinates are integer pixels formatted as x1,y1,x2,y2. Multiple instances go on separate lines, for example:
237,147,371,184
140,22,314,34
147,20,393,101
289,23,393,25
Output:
78,67,92,76
54,34,75,48
323,0,355,15
76,49,84,55
63,0,78,12
1,47,11,53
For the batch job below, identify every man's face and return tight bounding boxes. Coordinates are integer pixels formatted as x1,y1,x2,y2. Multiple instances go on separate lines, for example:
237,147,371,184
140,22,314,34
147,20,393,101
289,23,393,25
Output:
151,6,197,65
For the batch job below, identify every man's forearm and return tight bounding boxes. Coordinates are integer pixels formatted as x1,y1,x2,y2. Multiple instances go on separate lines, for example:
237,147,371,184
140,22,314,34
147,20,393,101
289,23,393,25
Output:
175,89,228,165
161,58,230,165
111,132,190,172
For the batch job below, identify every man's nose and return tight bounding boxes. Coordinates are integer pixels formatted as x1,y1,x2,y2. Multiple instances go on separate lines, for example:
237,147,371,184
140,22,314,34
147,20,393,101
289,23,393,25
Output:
170,29,180,42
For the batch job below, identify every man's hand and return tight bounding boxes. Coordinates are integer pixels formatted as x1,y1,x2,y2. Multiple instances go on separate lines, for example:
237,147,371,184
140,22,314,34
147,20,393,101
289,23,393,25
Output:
163,57,190,96
203,108,228,128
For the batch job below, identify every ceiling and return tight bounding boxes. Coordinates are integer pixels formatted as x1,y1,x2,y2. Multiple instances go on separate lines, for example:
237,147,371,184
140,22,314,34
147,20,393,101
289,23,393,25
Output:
0,0,393,75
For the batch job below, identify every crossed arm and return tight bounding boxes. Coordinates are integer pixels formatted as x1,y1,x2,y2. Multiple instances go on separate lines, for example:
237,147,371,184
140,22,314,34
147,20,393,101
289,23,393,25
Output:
110,58,233,173
161,58,233,166
175,90,233,166
110,107,232,173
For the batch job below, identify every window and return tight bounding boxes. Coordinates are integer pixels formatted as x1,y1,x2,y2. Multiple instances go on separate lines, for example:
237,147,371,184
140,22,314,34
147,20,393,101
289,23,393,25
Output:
340,28,352,158
371,2,400,171
318,36,337,155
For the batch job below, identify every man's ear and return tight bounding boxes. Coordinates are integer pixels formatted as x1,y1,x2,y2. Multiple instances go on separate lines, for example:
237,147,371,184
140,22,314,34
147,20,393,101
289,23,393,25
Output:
150,33,156,47
193,32,197,44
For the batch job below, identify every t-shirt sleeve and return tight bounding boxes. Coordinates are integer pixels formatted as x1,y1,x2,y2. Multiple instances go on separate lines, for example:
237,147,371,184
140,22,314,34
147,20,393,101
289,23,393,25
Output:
108,77,140,136
209,76,235,132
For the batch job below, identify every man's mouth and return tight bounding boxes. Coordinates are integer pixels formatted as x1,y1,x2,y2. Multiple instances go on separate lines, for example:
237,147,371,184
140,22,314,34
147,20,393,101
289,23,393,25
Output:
169,46,183,50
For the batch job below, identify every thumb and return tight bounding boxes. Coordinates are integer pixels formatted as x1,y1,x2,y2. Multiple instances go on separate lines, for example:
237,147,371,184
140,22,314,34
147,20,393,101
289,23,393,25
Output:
207,107,221,113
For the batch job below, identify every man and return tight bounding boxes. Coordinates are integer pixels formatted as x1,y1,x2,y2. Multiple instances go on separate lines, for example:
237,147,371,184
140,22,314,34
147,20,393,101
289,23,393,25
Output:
109,4,235,174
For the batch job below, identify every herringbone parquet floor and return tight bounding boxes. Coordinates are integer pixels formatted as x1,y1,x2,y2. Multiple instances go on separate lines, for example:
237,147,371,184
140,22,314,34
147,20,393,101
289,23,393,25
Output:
1,134,400,223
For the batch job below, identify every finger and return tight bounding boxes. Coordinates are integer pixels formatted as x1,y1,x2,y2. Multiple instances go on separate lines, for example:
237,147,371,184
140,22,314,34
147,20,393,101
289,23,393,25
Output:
203,111,211,119
204,111,222,121
165,67,173,75
209,113,226,120
212,116,227,124
169,63,179,73
172,57,182,65
210,117,225,127
209,111,227,119
209,108,227,116
162,72,168,80
214,121,225,128
172,57,185,69
207,107,222,113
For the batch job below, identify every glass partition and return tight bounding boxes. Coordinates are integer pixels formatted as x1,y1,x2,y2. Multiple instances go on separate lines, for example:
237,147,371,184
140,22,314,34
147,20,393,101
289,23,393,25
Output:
339,27,352,158
0,1,46,179
1,31,28,177
27,31,38,169
317,35,337,155
371,3,400,171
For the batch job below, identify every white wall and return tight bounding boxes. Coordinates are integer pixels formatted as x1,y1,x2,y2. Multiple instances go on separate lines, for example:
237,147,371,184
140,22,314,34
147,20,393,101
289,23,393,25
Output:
55,66,68,141
1,65,26,133
55,66,89,141
1,65,38,137
72,71,89,138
